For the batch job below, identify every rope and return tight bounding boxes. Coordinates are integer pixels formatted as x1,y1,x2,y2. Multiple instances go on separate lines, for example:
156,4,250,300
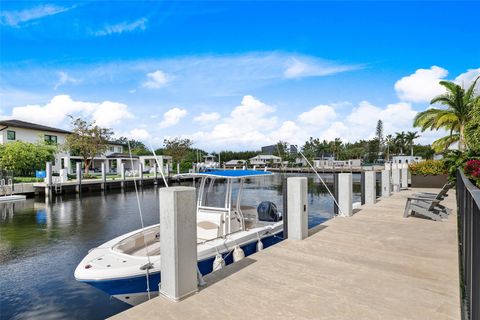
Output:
149,142,169,188
296,147,346,218
127,141,153,300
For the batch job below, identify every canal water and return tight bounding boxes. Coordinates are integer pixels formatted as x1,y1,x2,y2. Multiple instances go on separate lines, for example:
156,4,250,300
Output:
0,173,362,320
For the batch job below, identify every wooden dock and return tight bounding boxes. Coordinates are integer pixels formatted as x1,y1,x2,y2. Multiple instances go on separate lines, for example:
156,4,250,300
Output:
110,188,460,320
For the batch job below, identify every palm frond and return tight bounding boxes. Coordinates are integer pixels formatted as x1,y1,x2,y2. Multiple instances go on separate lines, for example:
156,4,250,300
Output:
431,134,460,153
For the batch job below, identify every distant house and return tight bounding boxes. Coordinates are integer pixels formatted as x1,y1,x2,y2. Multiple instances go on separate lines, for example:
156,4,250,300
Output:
249,155,282,167
313,158,362,168
224,160,246,168
392,155,423,164
0,119,167,175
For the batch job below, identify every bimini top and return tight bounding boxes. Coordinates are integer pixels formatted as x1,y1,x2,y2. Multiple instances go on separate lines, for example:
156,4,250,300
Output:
196,170,272,178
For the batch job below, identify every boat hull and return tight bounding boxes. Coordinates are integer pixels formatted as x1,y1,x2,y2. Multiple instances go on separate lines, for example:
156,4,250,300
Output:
79,231,283,302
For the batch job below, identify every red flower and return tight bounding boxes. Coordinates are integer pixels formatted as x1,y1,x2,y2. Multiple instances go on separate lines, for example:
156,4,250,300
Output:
464,160,480,179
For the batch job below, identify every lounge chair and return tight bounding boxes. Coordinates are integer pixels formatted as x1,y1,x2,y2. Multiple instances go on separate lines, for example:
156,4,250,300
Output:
411,183,453,215
412,182,452,200
403,196,449,221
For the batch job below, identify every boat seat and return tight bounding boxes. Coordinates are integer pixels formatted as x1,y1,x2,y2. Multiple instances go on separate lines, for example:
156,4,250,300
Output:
197,209,223,241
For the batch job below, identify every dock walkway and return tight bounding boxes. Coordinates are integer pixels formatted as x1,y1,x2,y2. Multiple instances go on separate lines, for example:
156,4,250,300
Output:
111,189,460,320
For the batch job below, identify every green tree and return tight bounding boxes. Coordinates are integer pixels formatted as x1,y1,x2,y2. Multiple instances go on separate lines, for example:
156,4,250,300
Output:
385,134,394,161
394,131,407,155
64,117,113,174
414,76,480,152
405,131,420,157
465,97,480,150
116,137,150,155
329,138,343,159
0,141,56,176
376,119,384,155
163,137,193,173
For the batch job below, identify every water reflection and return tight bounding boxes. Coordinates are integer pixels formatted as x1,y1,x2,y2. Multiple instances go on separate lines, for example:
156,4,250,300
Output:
0,173,361,320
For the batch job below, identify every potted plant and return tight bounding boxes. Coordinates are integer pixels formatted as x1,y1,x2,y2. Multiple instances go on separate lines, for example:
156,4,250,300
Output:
409,160,448,188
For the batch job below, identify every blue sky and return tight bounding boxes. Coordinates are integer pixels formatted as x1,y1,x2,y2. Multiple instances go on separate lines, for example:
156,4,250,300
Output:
1,1,479,151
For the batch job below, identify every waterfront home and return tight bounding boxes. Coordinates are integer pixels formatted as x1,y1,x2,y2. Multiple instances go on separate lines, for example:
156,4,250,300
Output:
392,155,423,164
0,119,171,175
224,159,246,168
249,154,282,167
313,158,362,168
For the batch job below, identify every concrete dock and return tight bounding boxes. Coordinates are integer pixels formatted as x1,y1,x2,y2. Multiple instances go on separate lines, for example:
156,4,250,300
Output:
110,189,460,320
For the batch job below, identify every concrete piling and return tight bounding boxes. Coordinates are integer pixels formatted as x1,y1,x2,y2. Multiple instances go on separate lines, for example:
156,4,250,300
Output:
45,161,52,196
364,171,376,204
381,170,391,197
76,162,82,193
101,162,106,190
287,177,308,240
337,173,353,216
401,167,408,189
392,169,400,192
121,163,126,189
159,187,198,301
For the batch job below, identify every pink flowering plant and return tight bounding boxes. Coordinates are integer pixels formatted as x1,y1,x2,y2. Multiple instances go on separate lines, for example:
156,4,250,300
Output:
464,160,480,187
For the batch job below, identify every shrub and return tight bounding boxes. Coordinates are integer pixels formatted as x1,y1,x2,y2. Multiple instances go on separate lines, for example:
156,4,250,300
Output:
464,160,480,187
409,160,447,175
82,174,99,180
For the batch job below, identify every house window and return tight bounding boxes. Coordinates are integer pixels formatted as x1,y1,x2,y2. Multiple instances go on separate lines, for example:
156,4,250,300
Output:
117,146,122,153
44,134,58,144
109,146,115,152
7,130,15,140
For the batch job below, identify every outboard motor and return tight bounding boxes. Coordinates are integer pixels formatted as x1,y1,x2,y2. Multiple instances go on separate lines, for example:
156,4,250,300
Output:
257,201,282,222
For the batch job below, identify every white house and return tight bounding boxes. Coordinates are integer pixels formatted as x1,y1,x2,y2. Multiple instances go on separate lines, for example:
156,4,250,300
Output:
392,155,423,164
313,158,362,168
0,119,169,175
224,159,246,168
249,155,282,167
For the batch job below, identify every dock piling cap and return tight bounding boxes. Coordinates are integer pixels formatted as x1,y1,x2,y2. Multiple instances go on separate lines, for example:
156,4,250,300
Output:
195,170,272,179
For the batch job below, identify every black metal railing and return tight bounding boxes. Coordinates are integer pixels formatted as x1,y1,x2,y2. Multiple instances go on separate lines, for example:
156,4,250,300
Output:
456,169,480,320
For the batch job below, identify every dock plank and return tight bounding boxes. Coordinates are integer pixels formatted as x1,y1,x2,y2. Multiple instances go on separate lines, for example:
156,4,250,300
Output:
110,189,460,320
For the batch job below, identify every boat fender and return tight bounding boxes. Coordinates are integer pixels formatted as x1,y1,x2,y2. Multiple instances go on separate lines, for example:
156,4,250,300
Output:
233,245,245,262
257,239,264,252
213,253,225,271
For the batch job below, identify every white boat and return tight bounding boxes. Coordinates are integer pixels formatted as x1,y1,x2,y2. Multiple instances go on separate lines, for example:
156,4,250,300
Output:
74,170,284,305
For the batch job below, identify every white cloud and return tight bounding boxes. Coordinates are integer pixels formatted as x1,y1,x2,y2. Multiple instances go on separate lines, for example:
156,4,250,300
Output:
298,105,336,126
91,101,133,127
117,128,151,141
54,71,80,90
94,17,148,36
160,107,188,128
187,96,422,150
394,66,448,103
283,57,362,79
193,112,221,123
455,68,480,90
189,95,278,149
142,70,170,89
9,95,133,128
0,4,72,27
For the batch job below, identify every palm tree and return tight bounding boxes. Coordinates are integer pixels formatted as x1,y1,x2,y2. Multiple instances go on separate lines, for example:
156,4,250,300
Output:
385,134,394,161
405,131,420,157
394,131,407,155
413,76,479,152
329,138,343,159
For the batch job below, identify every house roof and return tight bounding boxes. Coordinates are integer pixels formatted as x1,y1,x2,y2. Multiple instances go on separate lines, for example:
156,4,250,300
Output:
0,119,71,134
250,154,282,160
106,153,139,159
225,159,246,165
